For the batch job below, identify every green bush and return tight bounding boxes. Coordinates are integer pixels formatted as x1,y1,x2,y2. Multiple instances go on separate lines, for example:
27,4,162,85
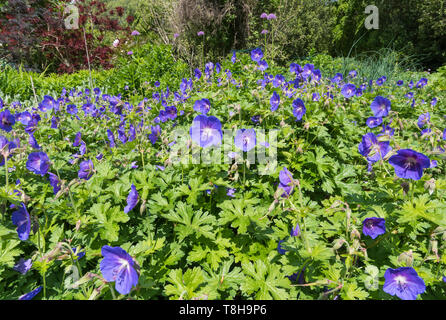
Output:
332,0,446,70
105,43,190,97
0,44,189,102
246,0,336,64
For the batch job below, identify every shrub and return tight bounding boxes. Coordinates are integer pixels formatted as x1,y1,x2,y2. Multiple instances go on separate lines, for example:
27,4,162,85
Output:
0,0,134,73
331,0,446,70
0,44,189,101
103,43,190,97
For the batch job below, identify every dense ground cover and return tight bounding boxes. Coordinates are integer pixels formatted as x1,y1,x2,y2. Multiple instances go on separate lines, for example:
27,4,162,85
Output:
0,49,445,300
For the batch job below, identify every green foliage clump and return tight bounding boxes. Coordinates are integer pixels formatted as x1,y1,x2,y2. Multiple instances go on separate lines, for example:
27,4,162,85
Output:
0,44,189,102
0,50,445,300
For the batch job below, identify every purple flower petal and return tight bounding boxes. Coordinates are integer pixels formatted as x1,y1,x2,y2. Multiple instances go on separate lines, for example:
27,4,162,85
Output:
362,217,385,239
12,203,31,241
100,245,139,295
124,184,139,214
383,267,425,300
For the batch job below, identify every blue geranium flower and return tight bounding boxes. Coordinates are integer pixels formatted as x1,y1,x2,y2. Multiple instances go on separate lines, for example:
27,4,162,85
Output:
358,132,391,163
78,159,94,180
13,258,32,274
370,96,391,117
388,149,430,180
341,83,356,98
107,129,116,148
331,73,343,84
189,115,222,148
289,63,302,74
47,172,61,195
0,109,15,132
194,68,202,80
279,167,294,197
124,184,139,214
28,133,41,149
100,246,139,295
231,51,236,64
270,91,280,112
302,64,314,80
417,112,430,128
273,74,286,88
291,223,300,237
19,286,42,300
366,116,383,128
73,131,82,147
234,129,256,152
12,203,31,241
38,95,57,112
292,98,306,121
258,60,268,71
16,111,32,126
362,217,385,239
148,125,160,145
250,48,263,62
383,267,425,300
194,99,211,115
26,152,50,176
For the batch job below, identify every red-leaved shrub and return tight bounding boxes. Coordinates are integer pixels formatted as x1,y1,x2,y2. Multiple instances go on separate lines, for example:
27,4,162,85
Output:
0,0,134,73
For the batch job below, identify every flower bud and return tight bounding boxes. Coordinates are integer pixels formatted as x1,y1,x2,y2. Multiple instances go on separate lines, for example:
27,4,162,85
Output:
140,200,147,215
350,228,361,240
424,178,435,195
398,250,413,267
332,238,345,250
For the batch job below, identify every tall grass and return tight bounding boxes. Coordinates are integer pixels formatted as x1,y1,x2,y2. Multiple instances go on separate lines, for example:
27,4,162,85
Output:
338,48,423,82
299,48,423,83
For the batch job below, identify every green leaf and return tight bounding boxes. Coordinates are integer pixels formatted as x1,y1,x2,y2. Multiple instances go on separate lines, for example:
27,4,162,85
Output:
89,202,130,242
164,267,205,299
341,282,369,300
241,260,290,299
163,202,216,240
202,257,244,299
218,198,265,234
0,238,22,269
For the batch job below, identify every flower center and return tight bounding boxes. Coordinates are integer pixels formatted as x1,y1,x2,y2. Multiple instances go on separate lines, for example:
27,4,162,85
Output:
395,275,407,291
2,117,11,126
405,157,417,169
202,128,213,140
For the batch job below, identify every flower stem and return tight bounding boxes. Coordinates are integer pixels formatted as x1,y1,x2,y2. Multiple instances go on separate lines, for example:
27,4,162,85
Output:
410,181,415,204
243,159,246,188
37,227,47,299
63,243,83,278
140,149,145,171
4,155,8,191
202,37,205,71
108,283,117,300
